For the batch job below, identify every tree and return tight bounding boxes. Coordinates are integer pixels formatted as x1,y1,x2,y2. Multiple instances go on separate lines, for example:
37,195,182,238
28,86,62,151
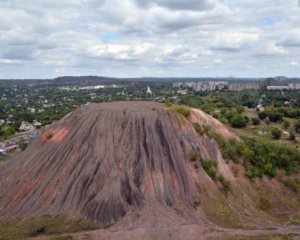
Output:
236,91,258,108
17,111,35,123
3,127,16,138
230,115,247,128
271,128,282,140
19,138,28,151
286,109,300,118
258,111,267,120
268,111,283,122
236,105,245,114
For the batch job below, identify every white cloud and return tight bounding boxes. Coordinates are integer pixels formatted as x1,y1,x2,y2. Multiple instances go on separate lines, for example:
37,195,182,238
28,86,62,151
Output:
214,58,223,64
0,0,299,78
288,61,299,66
0,58,21,64
212,31,259,51
253,42,286,56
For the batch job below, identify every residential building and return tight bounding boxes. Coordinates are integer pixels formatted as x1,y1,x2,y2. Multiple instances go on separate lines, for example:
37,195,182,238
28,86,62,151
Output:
228,82,261,91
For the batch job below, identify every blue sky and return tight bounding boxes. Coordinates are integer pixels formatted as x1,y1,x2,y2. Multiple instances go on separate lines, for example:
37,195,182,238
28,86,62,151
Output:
100,34,122,41
0,0,299,78
262,17,275,26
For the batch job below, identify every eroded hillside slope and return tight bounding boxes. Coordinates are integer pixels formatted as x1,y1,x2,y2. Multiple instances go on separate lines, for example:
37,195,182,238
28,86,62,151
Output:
0,102,299,239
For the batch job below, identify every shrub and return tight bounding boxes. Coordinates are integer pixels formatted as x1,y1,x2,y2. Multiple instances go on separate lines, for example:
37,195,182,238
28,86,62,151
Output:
193,123,204,136
245,168,257,181
251,117,260,125
271,128,282,140
203,125,212,134
19,139,28,151
236,105,245,114
201,104,214,113
217,175,231,192
209,131,300,179
206,168,217,179
258,197,271,211
283,120,290,129
2,126,16,138
203,159,218,179
31,226,45,237
47,132,53,139
220,139,243,164
286,108,300,118
189,150,200,161
230,115,247,128
203,159,218,169
174,105,191,118
268,111,283,122
221,108,234,120
193,201,201,209
243,137,300,177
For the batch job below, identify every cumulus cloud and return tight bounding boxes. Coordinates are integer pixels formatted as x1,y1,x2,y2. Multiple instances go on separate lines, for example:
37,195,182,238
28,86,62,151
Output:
0,0,299,78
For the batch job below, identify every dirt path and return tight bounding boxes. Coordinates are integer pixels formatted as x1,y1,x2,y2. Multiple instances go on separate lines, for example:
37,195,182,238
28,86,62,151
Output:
70,224,300,240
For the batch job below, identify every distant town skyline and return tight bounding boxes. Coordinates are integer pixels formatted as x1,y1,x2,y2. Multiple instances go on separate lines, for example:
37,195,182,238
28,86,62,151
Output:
0,0,300,78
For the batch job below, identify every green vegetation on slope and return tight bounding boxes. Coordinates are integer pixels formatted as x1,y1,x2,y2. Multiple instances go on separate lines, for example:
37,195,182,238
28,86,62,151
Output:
164,103,191,118
194,124,300,180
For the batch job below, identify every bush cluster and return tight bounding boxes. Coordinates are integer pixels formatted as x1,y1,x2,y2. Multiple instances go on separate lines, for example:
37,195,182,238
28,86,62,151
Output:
217,174,231,192
258,109,285,123
230,115,248,128
203,159,218,179
193,123,204,135
200,125,300,179
202,158,231,192
271,128,282,140
174,105,191,118
243,137,300,178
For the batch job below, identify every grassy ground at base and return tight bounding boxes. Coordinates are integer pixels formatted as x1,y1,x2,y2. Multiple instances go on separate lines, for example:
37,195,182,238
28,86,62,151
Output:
0,215,98,240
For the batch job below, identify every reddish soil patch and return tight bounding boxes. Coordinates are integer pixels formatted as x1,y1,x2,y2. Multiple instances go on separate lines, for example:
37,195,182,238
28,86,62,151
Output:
40,128,69,144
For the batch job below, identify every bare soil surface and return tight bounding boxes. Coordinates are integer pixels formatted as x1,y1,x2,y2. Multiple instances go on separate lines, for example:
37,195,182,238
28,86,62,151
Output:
71,224,300,240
